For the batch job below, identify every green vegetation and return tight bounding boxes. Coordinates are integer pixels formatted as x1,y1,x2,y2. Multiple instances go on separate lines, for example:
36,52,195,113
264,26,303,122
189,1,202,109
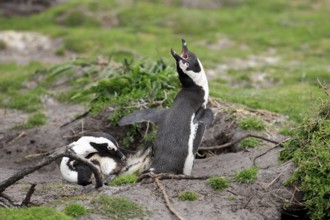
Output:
238,117,266,131
234,166,259,184
0,1,329,219
0,207,73,220
23,112,48,128
178,191,199,201
109,174,137,186
208,176,230,191
92,195,147,220
64,203,88,218
280,96,330,220
239,137,262,149
0,0,328,122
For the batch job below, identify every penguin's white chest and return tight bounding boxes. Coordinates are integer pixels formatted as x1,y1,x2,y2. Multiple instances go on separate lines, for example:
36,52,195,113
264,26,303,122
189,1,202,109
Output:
183,114,198,175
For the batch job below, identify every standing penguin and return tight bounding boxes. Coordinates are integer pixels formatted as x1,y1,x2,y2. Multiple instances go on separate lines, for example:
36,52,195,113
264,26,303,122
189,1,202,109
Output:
60,132,126,186
119,39,213,175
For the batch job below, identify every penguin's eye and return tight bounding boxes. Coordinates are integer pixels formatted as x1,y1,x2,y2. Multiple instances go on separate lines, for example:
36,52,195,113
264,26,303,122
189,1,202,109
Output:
107,145,116,151
184,63,189,68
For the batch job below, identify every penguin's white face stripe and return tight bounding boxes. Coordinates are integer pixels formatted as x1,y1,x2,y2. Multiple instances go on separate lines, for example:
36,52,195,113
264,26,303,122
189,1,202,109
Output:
60,157,78,183
179,59,209,107
183,114,198,175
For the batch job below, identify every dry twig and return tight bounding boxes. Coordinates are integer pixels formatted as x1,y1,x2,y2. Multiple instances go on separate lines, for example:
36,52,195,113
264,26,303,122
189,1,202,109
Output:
154,177,184,220
0,145,104,194
198,133,283,151
21,183,36,206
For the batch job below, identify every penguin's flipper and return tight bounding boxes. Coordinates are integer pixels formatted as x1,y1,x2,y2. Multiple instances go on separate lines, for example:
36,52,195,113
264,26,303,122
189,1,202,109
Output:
119,109,167,126
193,108,214,125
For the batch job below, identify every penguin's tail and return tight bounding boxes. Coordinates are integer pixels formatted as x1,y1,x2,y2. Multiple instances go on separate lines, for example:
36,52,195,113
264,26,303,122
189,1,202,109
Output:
119,143,153,176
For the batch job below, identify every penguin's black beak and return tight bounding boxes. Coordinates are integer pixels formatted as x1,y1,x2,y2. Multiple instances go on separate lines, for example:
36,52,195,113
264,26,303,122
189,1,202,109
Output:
171,48,182,62
116,151,126,162
171,39,189,62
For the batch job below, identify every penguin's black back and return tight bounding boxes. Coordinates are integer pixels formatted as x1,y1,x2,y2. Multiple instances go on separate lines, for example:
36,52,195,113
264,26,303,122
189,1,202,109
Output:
152,85,205,174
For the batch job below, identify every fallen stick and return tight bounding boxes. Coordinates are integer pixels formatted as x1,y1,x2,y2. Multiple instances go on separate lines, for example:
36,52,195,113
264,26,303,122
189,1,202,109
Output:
198,133,283,151
154,177,184,220
21,183,36,206
0,146,104,193
137,173,209,182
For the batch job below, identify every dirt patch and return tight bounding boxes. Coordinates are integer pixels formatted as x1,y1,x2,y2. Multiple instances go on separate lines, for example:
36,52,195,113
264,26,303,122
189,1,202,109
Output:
0,98,296,219
0,30,73,65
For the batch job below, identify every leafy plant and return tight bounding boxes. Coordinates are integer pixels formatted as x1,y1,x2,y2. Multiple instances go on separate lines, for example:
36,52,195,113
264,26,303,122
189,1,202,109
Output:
234,166,258,184
92,195,147,220
178,191,199,201
280,96,330,220
109,174,137,186
64,203,88,218
208,176,230,191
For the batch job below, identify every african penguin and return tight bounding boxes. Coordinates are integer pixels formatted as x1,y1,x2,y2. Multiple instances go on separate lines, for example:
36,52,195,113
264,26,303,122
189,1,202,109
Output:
119,39,214,175
60,132,126,186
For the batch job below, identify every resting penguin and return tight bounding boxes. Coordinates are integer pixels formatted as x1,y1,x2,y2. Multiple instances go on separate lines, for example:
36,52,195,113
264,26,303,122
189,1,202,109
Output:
119,39,214,175
60,132,126,186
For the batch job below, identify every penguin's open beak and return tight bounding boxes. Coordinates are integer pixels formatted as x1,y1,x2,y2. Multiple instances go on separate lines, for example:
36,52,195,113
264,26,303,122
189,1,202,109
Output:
181,39,188,59
171,39,188,62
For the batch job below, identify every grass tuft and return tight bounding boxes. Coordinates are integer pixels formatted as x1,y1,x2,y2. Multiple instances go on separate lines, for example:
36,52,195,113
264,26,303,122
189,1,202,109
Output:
92,195,147,220
208,176,230,191
178,191,199,201
23,112,47,128
238,117,266,131
239,137,262,149
109,174,137,186
0,206,74,220
64,203,88,218
234,166,259,184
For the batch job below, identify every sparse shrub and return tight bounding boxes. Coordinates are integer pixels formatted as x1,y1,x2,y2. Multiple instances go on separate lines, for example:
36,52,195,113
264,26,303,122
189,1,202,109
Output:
208,176,230,191
64,203,87,218
92,195,147,220
234,166,258,184
109,174,137,186
178,191,199,201
280,97,330,220
239,117,265,131
239,137,261,149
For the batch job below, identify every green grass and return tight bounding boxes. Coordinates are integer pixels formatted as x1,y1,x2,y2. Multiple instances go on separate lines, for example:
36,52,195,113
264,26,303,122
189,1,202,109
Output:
64,203,88,218
109,174,137,186
234,166,259,184
0,0,328,123
208,176,230,191
178,191,199,201
0,207,73,220
91,195,147,220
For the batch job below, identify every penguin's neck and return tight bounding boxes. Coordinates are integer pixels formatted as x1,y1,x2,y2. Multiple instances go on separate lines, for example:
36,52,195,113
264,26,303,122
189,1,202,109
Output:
178,62,209,107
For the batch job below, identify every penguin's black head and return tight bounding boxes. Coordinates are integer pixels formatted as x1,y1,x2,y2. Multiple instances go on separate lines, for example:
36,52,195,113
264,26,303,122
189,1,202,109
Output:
171,39,204,87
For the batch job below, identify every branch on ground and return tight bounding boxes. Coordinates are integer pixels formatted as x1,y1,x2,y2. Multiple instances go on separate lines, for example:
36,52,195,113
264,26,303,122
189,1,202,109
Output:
0,145,104,194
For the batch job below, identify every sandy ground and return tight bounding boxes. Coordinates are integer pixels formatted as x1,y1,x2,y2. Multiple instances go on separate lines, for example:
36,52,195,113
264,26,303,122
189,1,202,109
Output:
0,96,296,219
